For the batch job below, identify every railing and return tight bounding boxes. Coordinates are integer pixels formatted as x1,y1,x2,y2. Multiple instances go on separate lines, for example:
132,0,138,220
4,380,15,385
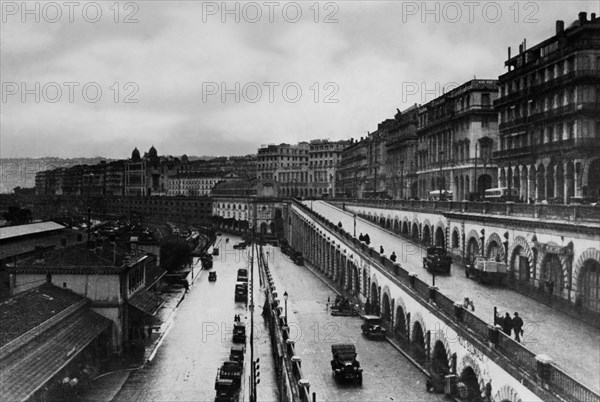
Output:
292,200,600,402
329,197,600,223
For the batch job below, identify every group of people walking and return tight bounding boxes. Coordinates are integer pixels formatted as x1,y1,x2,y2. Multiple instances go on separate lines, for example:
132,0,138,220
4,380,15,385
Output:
496,311,525,342
358,233,371,245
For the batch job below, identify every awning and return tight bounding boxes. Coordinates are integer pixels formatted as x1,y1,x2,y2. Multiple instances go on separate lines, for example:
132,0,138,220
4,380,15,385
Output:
0,310,112,402
129,289,164,317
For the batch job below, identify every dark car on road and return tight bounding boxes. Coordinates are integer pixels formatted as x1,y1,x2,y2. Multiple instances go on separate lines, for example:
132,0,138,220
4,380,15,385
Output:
361,315,386,339
331,344,362,384
423,247,452,274
233,242,247,250
209,271,217,282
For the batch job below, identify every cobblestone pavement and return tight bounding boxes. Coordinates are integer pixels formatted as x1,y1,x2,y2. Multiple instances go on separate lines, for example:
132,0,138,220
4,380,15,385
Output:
113,235,278,402
305,200,600,393
264,244,447,402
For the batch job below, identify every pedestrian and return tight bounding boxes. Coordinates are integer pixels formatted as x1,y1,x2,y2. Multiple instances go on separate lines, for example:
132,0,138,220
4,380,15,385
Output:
338,221,343,228
359,233,364,242
502,312,513,336
390,252,397,262
380,245,384,254
364,233,370,245
513,312,524,342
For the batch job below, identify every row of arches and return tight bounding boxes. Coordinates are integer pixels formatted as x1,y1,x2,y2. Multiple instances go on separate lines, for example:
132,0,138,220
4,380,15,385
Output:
353,207,600,313
291,209,524,401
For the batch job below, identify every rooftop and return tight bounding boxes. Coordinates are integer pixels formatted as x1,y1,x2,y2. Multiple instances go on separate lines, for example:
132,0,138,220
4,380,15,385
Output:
0,222,65,242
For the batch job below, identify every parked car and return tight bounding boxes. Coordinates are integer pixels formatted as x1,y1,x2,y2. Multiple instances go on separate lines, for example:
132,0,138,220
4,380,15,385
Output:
423,247,452,274
361,315,386,339
233,242,247,250
237,268,248,283
214,378,235,402
229,344,244,364
234,282,248,302
215,361,242,388
466,257,507,285
233,322,246,343
213,247,220,256
209,271,217,282
330,344,362,384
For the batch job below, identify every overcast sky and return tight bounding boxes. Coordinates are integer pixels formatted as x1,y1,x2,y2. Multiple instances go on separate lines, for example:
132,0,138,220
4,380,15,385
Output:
1,0,597,159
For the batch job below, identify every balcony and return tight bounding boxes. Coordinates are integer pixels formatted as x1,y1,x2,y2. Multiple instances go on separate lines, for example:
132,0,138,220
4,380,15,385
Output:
493,138,600,160
499,102,600,130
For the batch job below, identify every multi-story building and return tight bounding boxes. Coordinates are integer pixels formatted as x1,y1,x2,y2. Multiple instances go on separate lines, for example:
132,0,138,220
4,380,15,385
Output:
336,138,368,198
167,172,237,196
257,142,310,197
493,12,600,203
416,79,499,200
211,178,282,235
125,146,183,196
385,106,420,199
307,139,350,198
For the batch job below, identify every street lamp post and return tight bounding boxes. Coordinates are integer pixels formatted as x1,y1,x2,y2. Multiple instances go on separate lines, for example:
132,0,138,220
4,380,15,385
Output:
353,214,357,238
439,151,445,201
283,291,288,326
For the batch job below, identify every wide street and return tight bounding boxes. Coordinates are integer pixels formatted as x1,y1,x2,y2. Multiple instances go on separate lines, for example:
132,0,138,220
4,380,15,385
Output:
113,235,277,402
263,243,447,402
303,200,600,392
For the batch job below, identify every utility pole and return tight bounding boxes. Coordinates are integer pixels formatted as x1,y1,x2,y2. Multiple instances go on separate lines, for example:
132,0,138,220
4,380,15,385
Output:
250,201,256,402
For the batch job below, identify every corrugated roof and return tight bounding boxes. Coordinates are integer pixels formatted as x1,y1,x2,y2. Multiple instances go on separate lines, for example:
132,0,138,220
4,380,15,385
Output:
129,289,164,317
0,222,65,241
0,308,112,402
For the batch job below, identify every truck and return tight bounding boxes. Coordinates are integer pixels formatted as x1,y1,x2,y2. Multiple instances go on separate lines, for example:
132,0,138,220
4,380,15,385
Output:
465,256,507,285
423,247,452,274
330,296,357,316
215,361,242,389
330,344,363,384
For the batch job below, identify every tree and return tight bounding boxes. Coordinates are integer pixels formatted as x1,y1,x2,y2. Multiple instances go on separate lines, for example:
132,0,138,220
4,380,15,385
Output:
3,206,32,226
159,236,192,273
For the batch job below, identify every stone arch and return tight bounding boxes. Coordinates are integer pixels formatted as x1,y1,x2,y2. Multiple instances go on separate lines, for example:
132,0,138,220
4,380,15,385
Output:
435,225,445,248
369,275,380,314
345,259,353,291
411,220,420,239
431,339,451,376
422,224,432,245
485,232,505,261
509,236,534,280
539,243,569,291
402,219,409,235
574,249,600,313
466,230,480,263
381,291,392,322
451,226,460,249
459,355,486,401
411,315,427,364
494,384,523,402
394,297,408,340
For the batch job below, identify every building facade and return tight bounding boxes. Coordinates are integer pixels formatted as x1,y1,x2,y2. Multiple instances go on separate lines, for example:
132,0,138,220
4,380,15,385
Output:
307,139,350,198
167,172,237,196
385,106,420,199
417,79,499,201
494,12,600,203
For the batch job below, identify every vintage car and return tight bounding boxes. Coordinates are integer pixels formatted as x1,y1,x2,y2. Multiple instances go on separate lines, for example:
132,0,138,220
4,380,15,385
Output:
330,296,357,316
361,315,386,339
201,254,213,269
212,247,220,256
466,257,507,285
234,282,248,302
214,378,235,402
237,268,248,283
233,322,246,343
423,247,452,274
233,242,247,250
215,361,242,388
229,344,245,364
330,344,362,384
209,271,217,282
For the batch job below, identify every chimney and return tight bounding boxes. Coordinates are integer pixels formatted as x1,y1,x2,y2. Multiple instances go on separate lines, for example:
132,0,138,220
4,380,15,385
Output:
556,20,565,34
523,38,526,51
579,12,587,23
508,46,511,59
591,13,596,20
519,44,523,54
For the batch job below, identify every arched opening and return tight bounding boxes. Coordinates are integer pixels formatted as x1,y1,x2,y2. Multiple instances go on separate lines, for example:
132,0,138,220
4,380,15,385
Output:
394,306,407,342
587,159,600,198
370,282,380,315
260,222,267,235
466,237,479,264
452,229,460,249
435,227,445,248
486,239,501,260
579,259,600,313
411,223,419,240
362,270,368,297
459,366,481,402
477,174,493,198
556,163,564,203
540,253,563,294
345,262,352,291
422,225,431,245
339,258,347,287
402,221,409,235
431,340,450,377
394,219,400,233
411,322,426,365
537,164,546,200
546,164,555,200
381,293,391,323
379,216,386,227
352,265,360,296
511,246,531,282
269,222,275,234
